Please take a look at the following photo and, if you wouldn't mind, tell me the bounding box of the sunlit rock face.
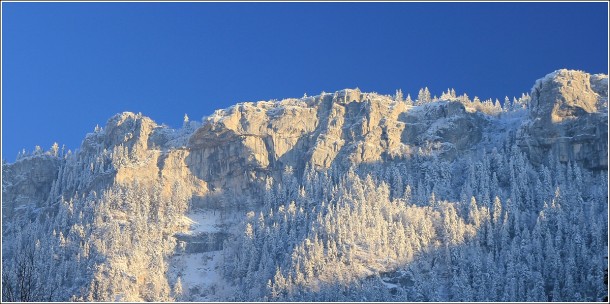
[517,69,608,169]
[103,112,157,152]
[532,69,600,123]
[184,86,488,194]
[184,89,403,198]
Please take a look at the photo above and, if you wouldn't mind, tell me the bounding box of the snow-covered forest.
[2,70,608,302]
[225,150,608,301]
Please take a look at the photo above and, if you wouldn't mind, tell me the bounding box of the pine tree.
[51,142,59,157]
[417,87,431,105]
[394,89,403,102]
[405,94,413,106]
[172,277,183,301]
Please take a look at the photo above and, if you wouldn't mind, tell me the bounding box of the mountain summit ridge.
[4,69,608,217]
[4,70,608,215]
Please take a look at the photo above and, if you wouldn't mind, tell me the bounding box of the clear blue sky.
[2,2,608,161]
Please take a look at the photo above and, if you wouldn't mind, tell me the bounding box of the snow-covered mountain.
[2,69,608,302]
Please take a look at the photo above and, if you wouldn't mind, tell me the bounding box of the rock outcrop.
[2,155,60,217]
[400,101,488,160]
[517,69,608,169]
[184,88,490,192]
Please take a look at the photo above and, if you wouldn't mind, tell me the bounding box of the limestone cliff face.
[91,112,208,201]
[2,70,608,216]
[184,88,485,187]
[517,69,608,169]
[2,155,60,216]
[400,101,488,160]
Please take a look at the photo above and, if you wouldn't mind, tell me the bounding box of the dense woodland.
[224,146,608,301]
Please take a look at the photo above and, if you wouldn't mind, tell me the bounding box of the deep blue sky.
[2,2,608,161]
